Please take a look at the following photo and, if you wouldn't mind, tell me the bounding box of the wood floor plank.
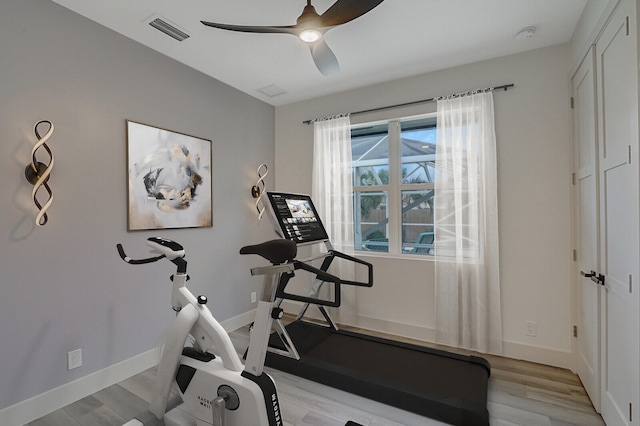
[92,384,150,422]
[280,396,313,426]
[526,386,597,413]
[488,400,553,426]
[27,409,81,426]
[298,411,344,426]
[491,369,576,395]
[488,377,528,397]
[491,388,604,426]
[117,367,158,404]
[61,395,104,423]
[75,403,126,426]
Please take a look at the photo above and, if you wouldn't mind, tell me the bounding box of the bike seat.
[239,239,297,265]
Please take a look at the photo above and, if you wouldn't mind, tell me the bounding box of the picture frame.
[126,120,212,231]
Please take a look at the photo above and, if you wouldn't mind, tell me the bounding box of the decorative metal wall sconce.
[25,120,55,226]
[251,164,268,219]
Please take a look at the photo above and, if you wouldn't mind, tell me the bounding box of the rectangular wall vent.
[149,18,190,42]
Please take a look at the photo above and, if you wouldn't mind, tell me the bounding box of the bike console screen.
[267,192,329,245]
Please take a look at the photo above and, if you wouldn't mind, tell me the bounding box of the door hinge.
[573,325,577,338]
[570,97,574,109]
[572,172,576,185]
[626,16,630,36]
[630,402,632,421]
[630,275,633,294]
[573,249,577,261]
[628,145,632,164]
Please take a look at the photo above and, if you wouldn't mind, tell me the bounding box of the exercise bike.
[116,236,340,426]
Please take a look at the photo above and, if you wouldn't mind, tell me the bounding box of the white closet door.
[572,46,601,411]
[596,2,640,424]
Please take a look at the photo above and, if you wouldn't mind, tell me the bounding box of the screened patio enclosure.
[351,117,436,255]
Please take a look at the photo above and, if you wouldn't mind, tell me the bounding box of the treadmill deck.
[265,320,491,426]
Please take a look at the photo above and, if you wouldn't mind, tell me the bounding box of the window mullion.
[387,121,401,254]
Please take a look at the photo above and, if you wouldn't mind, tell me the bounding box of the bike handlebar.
[116,237,186,270]
[116,243,166,265]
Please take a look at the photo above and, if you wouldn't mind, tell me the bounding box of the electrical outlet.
[68,349,82,370]
[526,321,537,337]
[251,291,257,303]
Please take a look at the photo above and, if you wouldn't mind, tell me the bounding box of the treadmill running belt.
[266,321,490,426]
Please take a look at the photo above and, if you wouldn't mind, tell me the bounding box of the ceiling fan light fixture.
[300,28,322,43]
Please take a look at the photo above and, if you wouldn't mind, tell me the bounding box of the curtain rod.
[302,83,514,125]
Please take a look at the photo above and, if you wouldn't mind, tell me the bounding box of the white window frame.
[352,113,436,257]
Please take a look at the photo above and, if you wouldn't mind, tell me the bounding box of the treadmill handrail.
[325,249,373,288]
[275,260,342,307]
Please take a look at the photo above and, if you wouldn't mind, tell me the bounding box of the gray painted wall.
[0,0,275,410]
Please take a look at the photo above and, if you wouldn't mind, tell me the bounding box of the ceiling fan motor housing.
[297,3,322,29]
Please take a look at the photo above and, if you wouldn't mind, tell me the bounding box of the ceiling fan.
[201,0,384,76]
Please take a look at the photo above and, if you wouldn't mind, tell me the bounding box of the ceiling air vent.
[257,84,287,98]
[149,17,190,42]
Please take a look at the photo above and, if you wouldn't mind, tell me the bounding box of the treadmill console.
[266,192,329,245]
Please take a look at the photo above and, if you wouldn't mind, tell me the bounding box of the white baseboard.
[354,314,573,370]
[223,308,257,332]
[354,314,437,342]
[501,340,573,370]
[0,311,255,426]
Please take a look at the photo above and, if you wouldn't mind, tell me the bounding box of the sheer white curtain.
[312,115,356,325]
[434,92,502,354]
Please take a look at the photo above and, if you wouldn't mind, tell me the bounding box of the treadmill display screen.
[267,192,329,244]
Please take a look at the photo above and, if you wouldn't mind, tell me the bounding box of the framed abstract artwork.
[126,120,212,231]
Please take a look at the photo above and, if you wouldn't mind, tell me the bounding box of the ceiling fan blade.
[201,21,300,36]
[311,39,340,76]
[319,0,384,27]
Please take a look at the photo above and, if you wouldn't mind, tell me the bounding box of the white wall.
[0,0,275,419]
[569,0,620,69]
[275,44,573,368]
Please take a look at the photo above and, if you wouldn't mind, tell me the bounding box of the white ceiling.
[50,0,587,106]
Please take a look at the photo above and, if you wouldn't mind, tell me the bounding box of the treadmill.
[261,192,491,426]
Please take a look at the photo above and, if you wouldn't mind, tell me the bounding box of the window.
[352,115,436,256]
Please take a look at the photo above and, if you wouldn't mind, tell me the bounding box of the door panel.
[601,162,637,425]
[572,47,600,410]
[596,2,640,424]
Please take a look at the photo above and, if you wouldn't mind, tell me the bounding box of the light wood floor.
[28,325,605,426]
